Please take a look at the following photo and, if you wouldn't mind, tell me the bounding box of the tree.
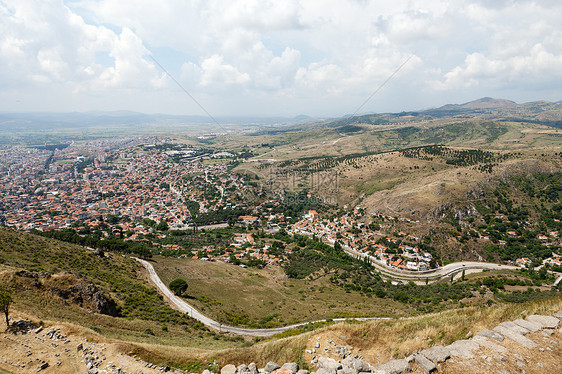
[156,220,169,231]
[169,279,188,296]
[0,285,13,329]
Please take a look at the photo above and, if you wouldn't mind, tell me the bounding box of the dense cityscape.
[2,140,560,274]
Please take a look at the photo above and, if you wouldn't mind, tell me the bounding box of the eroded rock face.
[14,270,118,317]
[66,282,119,317]
[453,204,480,220]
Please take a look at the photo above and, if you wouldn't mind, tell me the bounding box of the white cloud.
[1,0,562,115]
[441,45,562,91]
[296,62,343,89]
[0,0,163,93]
[199,54,251,87]
[376,9,451,44]
[37,48,69,80]
[255,47,301,90]
[96,27,164,89]
[436,0,562,92]
[220,0,303,31]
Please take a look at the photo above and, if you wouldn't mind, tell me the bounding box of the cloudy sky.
[1,0,561,117]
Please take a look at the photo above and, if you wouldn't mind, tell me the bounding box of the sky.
[1,0,561,117]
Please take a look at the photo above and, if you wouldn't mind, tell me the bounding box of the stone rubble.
[1,321,189,374]
[218,310,562,374]
[412,354,435,374]
[477,328,504,342]
[526,314,560,329]
[3,311,561,374]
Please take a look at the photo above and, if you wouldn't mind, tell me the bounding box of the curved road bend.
[135,258,388,337]
[554,274,562,287]
[343,247,519,283]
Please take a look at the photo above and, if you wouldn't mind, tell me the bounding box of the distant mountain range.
[1,98,561,133]
[329,97,562,129]
[439,97,517,110]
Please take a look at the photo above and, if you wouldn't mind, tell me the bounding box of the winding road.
[135,258,388,337]
[135,239,527,337]
[343,247,520,284]
[136,251,524,336]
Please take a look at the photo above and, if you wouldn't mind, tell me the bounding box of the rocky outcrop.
[48,280,118,316]
[453,204,479,220]
[62,281,119,316]
[13,270,119,316]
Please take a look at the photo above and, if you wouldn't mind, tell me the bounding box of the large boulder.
[272,368,295,374]
[413,354,435,374]
[493,325,538,349]
[248,363,259,374]
[446,339,481,359]
[221,364,236,374]
[265,362,281,373]
[419,345,450,363]
[372,359,411,374]
[512,318,541,332]
[282,363,299,373]
[317,357,342,373]
[477,329,504,342]
[273,363,299,374]
[526,315,560,329]
[342,357,369,373]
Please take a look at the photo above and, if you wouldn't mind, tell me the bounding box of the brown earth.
[0,318,171,374]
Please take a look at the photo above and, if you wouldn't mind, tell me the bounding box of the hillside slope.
[0,227,245,350]
[360,157,559,220]
[0,227,561,373]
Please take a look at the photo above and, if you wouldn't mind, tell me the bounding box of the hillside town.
[288,211,434,271]
[0,140,246,234]
[1,140,560,274]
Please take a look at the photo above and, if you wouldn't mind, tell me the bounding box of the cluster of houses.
[288,210,434,272]
[2,139,559,275]
[516,256,562,268]
[165,233,288,267]
[0,140,248,240]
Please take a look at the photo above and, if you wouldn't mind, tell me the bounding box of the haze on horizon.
[1,0,561,118]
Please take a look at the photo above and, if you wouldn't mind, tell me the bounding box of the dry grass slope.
[119,296,562,369]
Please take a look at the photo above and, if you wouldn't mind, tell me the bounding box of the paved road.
[135,258,387,337]
[136,251,523,336]
[343,247,519,283]
[554,274,562,287]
